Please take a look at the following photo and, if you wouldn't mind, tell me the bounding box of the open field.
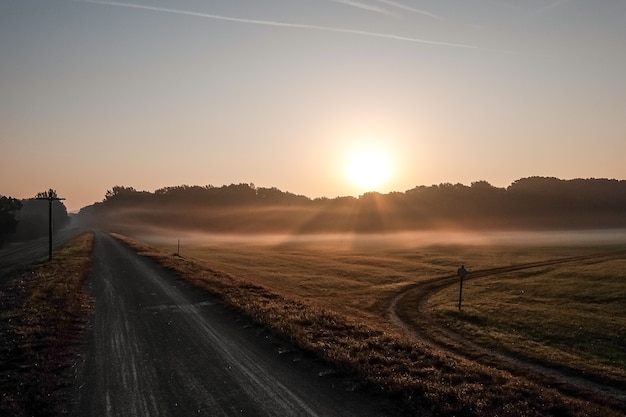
[122,230,626,416]
[147,231,626,334]
[428,257,626,385]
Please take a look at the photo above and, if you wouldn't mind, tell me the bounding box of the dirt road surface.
[72,232,391,417]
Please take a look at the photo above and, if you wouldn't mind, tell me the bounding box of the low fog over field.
[76,178,626,243]
[132,229,626,252]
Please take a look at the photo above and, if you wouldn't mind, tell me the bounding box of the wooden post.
[48,199,53,260]
[457,265,467,311]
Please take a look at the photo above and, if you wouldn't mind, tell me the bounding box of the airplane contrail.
[74,0,480,50]
[330,0,399,18]
[376,0,447,21]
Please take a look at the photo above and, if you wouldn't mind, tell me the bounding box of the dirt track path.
[72,232,390,417]
[388,250,626,404]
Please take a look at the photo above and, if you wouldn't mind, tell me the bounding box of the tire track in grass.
[388,250,626,406]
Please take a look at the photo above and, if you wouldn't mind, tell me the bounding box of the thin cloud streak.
[75,0,480,50]
[331,0,398,18]
[376,0,447,21]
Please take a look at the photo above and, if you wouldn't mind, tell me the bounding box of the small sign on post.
[457,265,467,311]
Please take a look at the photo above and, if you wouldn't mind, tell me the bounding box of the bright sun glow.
[347,148,391,191]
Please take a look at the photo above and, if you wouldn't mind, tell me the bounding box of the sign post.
[457,265,467,311]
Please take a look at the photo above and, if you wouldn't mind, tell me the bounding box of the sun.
[347,148,391,191]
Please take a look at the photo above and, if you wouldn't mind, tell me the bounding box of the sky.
[1,0,625,212]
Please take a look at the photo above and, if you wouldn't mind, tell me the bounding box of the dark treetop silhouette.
[76,177,626,234]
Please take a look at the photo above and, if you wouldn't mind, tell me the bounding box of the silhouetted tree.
[36,189,58,199]
[104,186,139,201]
[75,177,626,233]
[12,192,70,241]
[0,196,22,247]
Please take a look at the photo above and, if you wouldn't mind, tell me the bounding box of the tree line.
[0,190,70,247]
[75,177,626,234]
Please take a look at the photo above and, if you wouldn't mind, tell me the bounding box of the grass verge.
[0,232,94,417]
[113,233,626,417]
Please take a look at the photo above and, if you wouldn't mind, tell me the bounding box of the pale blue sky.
[1,0,625,211]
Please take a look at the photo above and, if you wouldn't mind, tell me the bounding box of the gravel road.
[72,232,391,416]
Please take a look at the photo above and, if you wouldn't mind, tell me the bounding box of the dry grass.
[0,232,94,416]
[429,259,626,385]
[115,233,626,416]
[158,239,596,324]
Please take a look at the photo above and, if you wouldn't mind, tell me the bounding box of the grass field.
[428,257,626,384]
[153,234,624,329]
[126,230,626,416]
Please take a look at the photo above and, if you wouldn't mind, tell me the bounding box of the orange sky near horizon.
[2,1,625,212]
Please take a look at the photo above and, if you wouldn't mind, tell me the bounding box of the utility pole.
[36,189,65,261]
